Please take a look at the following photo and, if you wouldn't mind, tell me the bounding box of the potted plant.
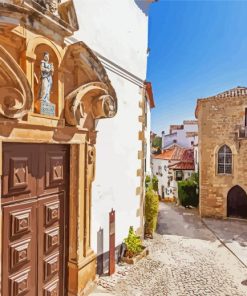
[121,226,149,264]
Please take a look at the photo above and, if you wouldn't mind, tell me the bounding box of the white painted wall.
[73,0,151,257]
[73,0,149,78]
[152,157,194,199]
[163,123,198,149]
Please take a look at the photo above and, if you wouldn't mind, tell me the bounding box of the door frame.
[0,139,97,295]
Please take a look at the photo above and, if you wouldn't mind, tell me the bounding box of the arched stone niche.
[34,44,59,116]
[26,36,63,118]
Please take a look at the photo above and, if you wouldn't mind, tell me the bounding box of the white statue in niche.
[38,52,55,116]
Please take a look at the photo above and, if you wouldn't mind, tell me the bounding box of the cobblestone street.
[91,203,247,296]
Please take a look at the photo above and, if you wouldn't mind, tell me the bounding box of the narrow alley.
[92,203,247,296]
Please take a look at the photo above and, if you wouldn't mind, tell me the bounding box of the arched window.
[217,145,232,174]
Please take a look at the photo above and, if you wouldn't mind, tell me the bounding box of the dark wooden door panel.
[2,143,69,296]
[2,200,37,295]
[37,145,69,197]
[37,193,65,296]
[2,144,38,204]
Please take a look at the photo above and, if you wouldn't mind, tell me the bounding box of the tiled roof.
[183,120,198,125]
[145,81,155,108]
[168,148,194,170]
[169,162,195,170]
[180,149,194,162]
[153,145,186,161]
[195,86,247,118]
[215,86,247,98]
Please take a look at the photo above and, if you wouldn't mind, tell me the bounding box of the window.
[175,170,183,181]
[217,145,232,174]
[158,165,162,176]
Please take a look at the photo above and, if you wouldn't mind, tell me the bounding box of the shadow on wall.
[134,0,153,15]
[96,227,124,276]
[97,227,104,275]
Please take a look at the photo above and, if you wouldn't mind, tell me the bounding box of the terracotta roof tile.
[168,149,194,170]
[153,145,187,161]
[169,162,195,170]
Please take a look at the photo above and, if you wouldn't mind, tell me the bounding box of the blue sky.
[147,0,247,135]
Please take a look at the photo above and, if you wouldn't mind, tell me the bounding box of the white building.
[72,0,155,273]
[152,145,195,200]
[162,120,198,149]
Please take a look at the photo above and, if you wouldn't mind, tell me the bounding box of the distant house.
[162,120,198,149]
[152,144,195,201]
[196,86,247,219]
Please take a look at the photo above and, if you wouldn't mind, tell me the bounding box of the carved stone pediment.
[62,42,118,126]
[0,46,33,119]
[0,1,79,39]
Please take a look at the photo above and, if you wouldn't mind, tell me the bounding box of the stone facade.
[0,1,117,294]
[196,86,247,218]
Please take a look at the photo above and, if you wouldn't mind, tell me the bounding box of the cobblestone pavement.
[91,203,247,296]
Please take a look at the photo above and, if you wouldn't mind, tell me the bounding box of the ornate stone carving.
[0,46,33,119]
[65,82,117,126]
[92,94,116,119]
[35,0,61,15]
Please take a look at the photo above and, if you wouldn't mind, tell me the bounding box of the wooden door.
[227,185,247,219]
[1,143,69,295]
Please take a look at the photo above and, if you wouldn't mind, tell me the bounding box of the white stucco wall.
[152,158,194,199]
[73,0,148,78]
[73,0,150,257]
[163,123,198,149]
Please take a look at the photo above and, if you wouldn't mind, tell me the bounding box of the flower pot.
[121,246,149,264]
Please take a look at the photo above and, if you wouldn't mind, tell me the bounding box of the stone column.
[68,143,96,296]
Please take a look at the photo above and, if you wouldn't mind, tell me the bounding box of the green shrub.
[145,175,151,190]
[152,176,158,192]
[178,179,199,207]
[124,226,142,258]
[144,189,159,236]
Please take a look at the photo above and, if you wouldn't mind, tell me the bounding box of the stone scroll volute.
[0,46,33,119]
[65,82,117,127]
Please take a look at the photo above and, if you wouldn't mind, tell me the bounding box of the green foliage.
[152,175,158,192]
[145,175,159,193]
[144,189,159,236]
[190,172,199,185]
[124,226,142,258]
[152,136,162,149]
[145,175,151,190]
[178,179,199,207]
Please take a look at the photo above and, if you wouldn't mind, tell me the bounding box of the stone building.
[196,86,247,219]
[0,0,154,294]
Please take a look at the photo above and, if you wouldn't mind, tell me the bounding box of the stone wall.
[197,95,247,218]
